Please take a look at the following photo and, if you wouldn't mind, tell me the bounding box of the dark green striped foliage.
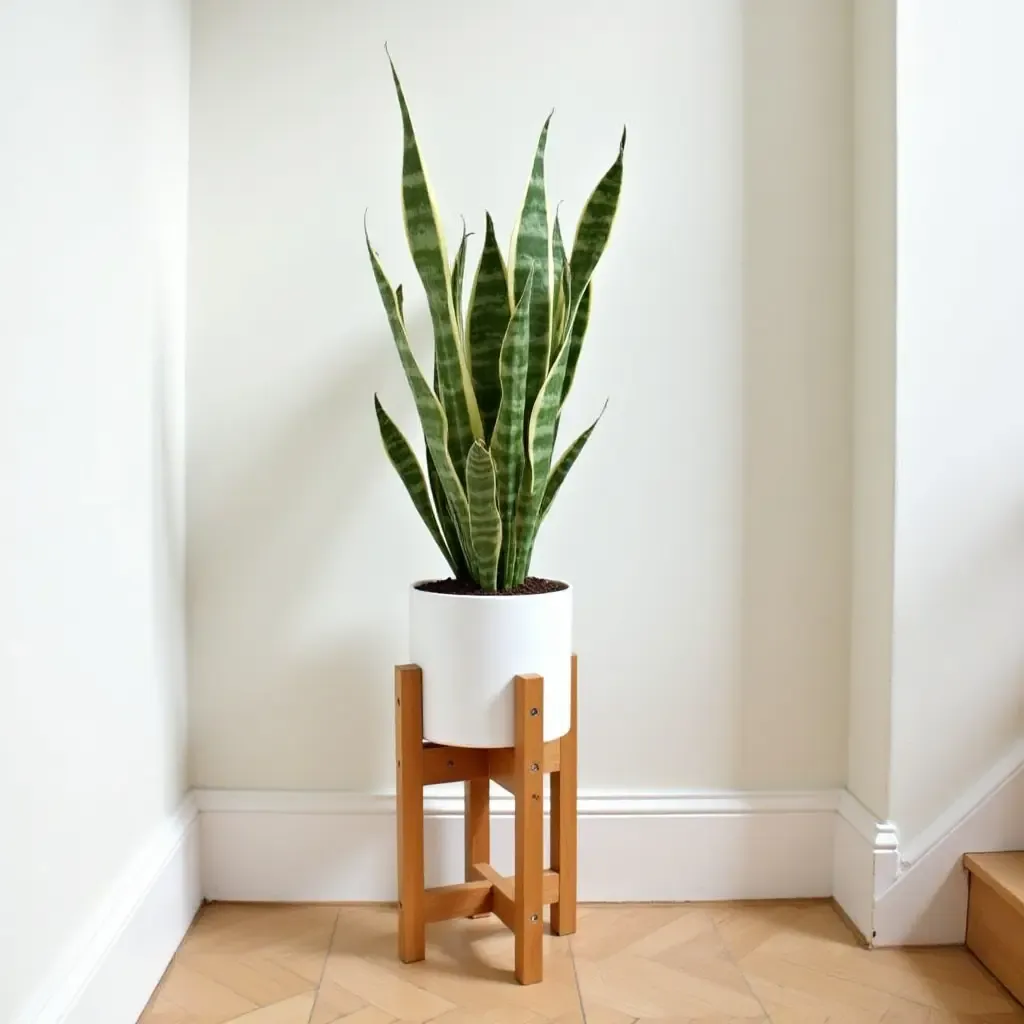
[466,440,502,591]
[466,214,511,441]
[369,56,624,589]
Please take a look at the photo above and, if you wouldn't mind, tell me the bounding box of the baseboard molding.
[834,739,1024,946]
[873,740,1024,946]
[196,788,840,903]
[18,796,202,1024]
[832,790,899,942]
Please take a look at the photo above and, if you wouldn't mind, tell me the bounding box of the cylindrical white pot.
[408,582,573,748]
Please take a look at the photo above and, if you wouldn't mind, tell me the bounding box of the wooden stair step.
[964,852,1024,1007]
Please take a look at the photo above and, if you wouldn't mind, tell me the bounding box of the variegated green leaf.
[366,227,472,549]
[509,115,553,425]
[426,448,469,578]
[539,400,607,524]
[452,219,469,339]
[552,208,566,298]
[387,55,483,471]
[401,278,467,578]
[374,395,459,575]
[509,322,574,583]
[466,213,511,441]
[569,127,626,294]
[429,359,470,578]
[430,342,470,578]
[551,211,569,360]
[509,130,625,582]
[490,266,534,585]
[466,440,501,591]
[559,280,591,407]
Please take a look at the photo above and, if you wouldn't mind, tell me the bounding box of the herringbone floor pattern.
[139,901,1024,1024]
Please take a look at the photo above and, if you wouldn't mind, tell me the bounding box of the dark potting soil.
[415,577,568,597]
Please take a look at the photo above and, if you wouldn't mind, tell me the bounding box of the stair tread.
[964,852,1024,916]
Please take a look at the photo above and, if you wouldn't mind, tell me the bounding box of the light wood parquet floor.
[139,900,1024,1024]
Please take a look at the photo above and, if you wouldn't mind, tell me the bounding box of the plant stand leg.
[550,654,578,935]
[464,777,490,917]
[395,665,425,963]
[514,673,544,985]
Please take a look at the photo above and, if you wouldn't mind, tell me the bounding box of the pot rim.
[410,579,572,601]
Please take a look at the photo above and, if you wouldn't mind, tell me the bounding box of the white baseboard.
[873,739,1024,946]
[18,797,202,1024]
[833,739,1024,946]
[24,762,1010,1024]
[196,788,840,903]
[832,790,899,941]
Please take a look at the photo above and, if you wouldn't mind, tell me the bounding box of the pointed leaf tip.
[619,126,627,153]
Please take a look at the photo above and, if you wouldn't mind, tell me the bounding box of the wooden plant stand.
[394,655,578,985]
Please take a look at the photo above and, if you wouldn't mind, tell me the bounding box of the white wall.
[889,0,1024,845]
[0,0,191,1018]
[848,0,896,822]
[186,0,852,795]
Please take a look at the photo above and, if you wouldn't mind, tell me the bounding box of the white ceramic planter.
[408,582,573,748]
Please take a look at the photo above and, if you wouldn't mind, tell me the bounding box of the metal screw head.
[530,913,539,923]
[447,759,454,768]
[530,762,539,772]
[530,707,538,717]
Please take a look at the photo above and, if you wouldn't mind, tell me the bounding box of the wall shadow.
[186,330,407,793]
[736,0,853,795]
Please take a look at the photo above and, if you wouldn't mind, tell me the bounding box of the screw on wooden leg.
[550,654,578,936]
[464,777,490,917]
[514,673,544,985]
[395,665,425,963]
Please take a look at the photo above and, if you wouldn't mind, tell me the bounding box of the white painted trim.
[833,741,1024,946]
[832,790,900,941]
[873,742,1024,946]
[22,765,1018,1023]
[197,788,840,904]
[194,787,841,817]
[17,797,202,1024]
[898,737,1024,866]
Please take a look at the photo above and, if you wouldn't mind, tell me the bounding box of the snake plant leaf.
[395,278,468,578]
[366,227,472,549]
[552,208,566,296]
[466,440,502,591]
[569,127,626,294]
[371,61,625,591]
[539,400,607,524]
[466,213,512,441]
[429,359,471,578]
[374,395,459,575]
[508,115,553,424]
[509,321,575,583]
[551,210,569,359]
[387,55,484,470]
[559,280,591,407]
[510,132,624,580]
[490,266,534,585]
[452,219,469,339]
[425,448,469,578]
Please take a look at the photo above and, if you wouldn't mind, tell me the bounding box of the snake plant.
[369,56,625,591]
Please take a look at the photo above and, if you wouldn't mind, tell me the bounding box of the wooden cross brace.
[394,656,578,985]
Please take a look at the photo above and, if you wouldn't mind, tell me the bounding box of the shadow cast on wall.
[187,331,403,792]
[736,0,852,792]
